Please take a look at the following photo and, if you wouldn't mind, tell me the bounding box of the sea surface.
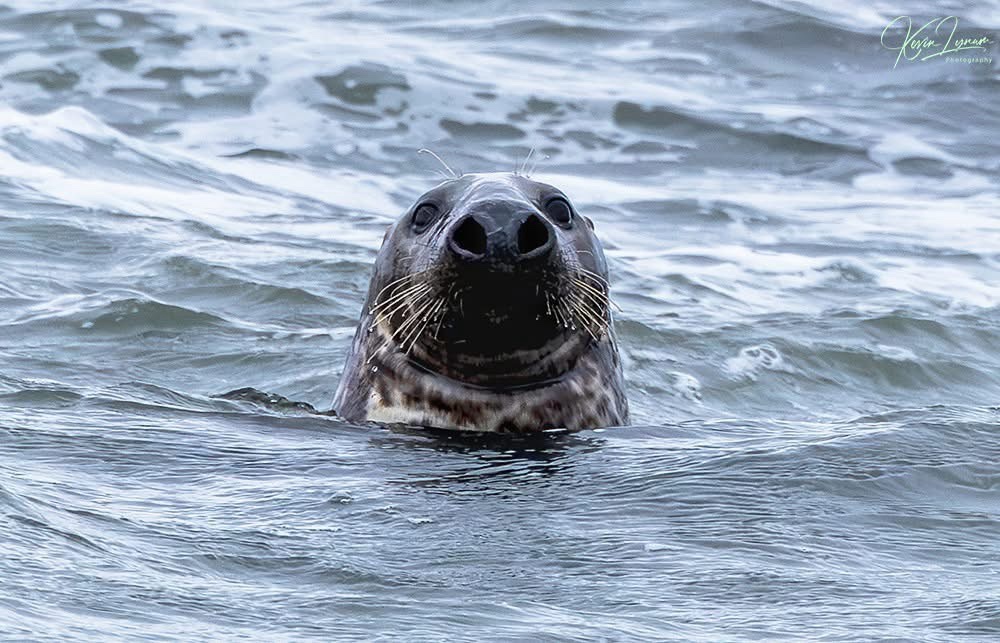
[1,0,999,640]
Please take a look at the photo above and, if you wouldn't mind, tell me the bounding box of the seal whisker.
[372,271,430,304]
[517,147,535,176]
[378,289,434,329]
[404,296,447,355]
[571,310,603,341]
[418,148,458,179]
[372,281,429,309]
[547,292,566,327]
[575,313,600,341]
[377,269,426,292]
[576,266,610,286]
[526,150,544,178]
[576,274,611,295]
[558,300,578,331]
[562,292,597,335]
[572,277,608,303]
[392,296,438,353]
[572,279,613,314]
[433,314,446,339]
[572,291,606,316]
[369,288,434,330]
[369,286,435,338]
[569,286,608,319]
[572,302,606,335]
[367,290,436,361]
[566,292,609,338]
[550,295,568,325]
[573,274,622,313]
[371,282,433,313]
[553,301,566,328]
[433,285,454,340]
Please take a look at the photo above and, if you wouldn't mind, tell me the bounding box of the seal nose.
[517,214,551,257]
[450,216,488,258]
[449,212,554,264]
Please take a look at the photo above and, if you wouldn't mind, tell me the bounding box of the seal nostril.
[452,217,487,256]
[517,214,549,255]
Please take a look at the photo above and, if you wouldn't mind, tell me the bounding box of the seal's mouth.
[366,263,612,386]
[444,271,558,339]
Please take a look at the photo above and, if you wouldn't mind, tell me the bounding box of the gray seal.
[332,172,628,432]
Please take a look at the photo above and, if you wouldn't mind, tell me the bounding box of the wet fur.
[333,173,628,432]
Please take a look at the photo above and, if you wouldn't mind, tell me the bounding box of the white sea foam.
[725,344,788,380]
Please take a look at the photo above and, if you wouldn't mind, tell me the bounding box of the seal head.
[333,173,628,432]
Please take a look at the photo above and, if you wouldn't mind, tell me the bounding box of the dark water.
[1,0,999,639]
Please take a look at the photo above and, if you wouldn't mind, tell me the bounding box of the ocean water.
[1,0,999,639]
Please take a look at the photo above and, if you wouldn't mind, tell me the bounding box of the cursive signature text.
[881,16,992,68]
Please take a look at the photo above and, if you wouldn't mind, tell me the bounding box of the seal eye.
[411,203,439,233]
[545,197,573,227]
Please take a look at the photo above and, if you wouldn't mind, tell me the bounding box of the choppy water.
[1,0,999,639]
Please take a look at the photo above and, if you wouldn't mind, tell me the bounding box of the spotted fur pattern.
[335,315,628,432]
